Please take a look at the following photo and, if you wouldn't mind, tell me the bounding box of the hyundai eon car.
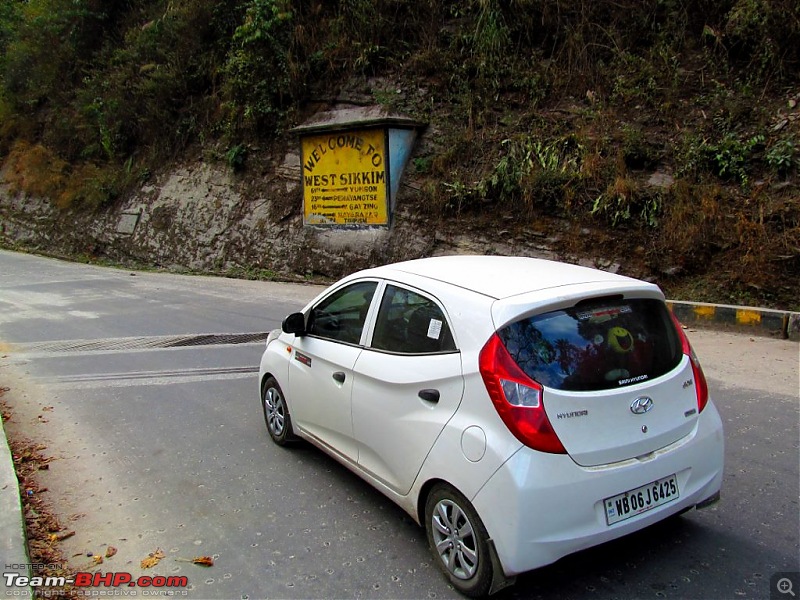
[257,255,724,597]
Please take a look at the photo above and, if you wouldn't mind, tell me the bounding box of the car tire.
[425,484,493,598]
[261,376,297,446]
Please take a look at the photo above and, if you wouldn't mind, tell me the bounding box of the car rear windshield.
[497,297,682,391]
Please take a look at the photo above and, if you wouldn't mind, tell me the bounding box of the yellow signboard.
[301,128,389,225]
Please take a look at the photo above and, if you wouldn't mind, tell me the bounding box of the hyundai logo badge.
[630,396,654,415]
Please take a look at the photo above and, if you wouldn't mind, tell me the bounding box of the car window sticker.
[427,318,443,340]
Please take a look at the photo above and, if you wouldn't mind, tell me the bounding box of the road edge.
[667,300,800,341]
[0,407,32,596]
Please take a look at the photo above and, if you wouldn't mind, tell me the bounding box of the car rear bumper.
[471,400,725,577]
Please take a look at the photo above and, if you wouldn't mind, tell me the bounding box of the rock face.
[0,153,442,280]
[0,100,676,284]
[0,140,609,282]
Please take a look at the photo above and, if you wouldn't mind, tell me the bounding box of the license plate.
[604,474,680,525]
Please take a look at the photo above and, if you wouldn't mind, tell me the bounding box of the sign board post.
[294,109,425,228]
[301,128,390,226]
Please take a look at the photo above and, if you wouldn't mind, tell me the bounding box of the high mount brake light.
[670,312,709,413]
[479,334,566,454]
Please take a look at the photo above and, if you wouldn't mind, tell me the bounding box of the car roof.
[367,255,641,300]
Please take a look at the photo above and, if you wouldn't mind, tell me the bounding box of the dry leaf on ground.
[140,549,165,569]
[176,556,214,567]
[49,530,75,542]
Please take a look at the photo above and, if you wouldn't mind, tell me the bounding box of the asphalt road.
[0,249,798,600]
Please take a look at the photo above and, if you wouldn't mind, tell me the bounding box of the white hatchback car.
[258,256,724,597]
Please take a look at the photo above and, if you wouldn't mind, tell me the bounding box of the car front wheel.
[425,484,493,597]
[261,376,296,446]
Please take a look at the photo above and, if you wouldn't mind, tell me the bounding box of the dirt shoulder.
[1,375,78,597]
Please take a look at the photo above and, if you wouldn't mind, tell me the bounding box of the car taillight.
[478,334,566,454]
[670,312,709,413]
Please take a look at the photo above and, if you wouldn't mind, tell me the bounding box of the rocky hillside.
[0,1,798,309]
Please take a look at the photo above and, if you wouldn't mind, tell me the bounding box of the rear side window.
[498,298,681,391]
[371,284,456,354]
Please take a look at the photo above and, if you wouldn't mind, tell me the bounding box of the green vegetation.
[2,0,797,194]
[0,0,798,306]
[766,136,799,175]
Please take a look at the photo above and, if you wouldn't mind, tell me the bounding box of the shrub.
[621,125,661,170]
[1,0,109,110]
[707,133,764,186]
[592,177,661,228]
[3,139,122,210]
[723,0,800,81]
[221,0,294,135]
[481,135,584,214]
[58,0,230,164]
[766,137,798,176]
[655,182,725,272]
[225,144,248,172]
[4,140,67,200]
[56,163,119,210]
[676,131,765,186]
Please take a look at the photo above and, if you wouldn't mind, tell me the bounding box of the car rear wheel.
[261,377,296,445]
[425,484,493,598]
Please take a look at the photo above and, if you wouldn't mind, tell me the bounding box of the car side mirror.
[282,312,306,336]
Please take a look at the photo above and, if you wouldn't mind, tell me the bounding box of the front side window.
[307,281,377,345]
[371,285,456,354]
[498,297,681,391]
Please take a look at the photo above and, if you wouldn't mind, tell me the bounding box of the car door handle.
[332,371,346,384]
[418,389,440,403]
